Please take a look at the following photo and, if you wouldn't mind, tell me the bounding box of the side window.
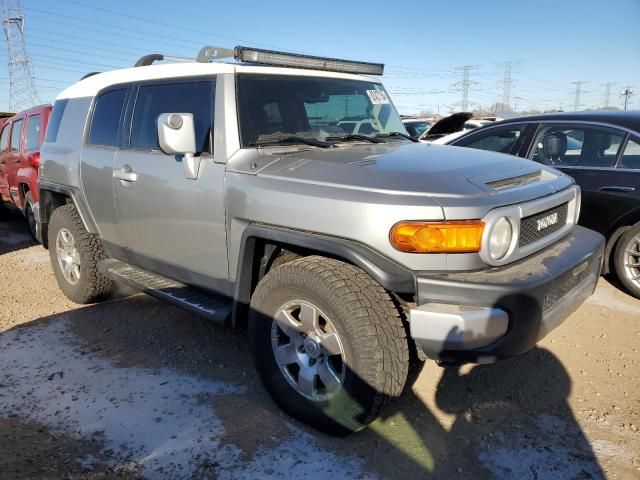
[130,81,213,153]
[530,125,624,167]
[619,138,640,170]
[10,119,23,152]
[45,99,69,143]
[0,124,9,152]
[455,125,526,154]
[88,88,127,146]
[25,115,42,151]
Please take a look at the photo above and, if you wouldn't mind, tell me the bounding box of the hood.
[252,142,570,198]
[420,112,473,139]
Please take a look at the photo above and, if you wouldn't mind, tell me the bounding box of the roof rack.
[133,45,384,75]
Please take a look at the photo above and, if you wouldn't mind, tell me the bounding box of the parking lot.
[0,215,638,479]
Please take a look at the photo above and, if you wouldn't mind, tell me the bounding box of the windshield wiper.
[374,132,419,143]
[252,135,333,148]
[325,134,385,144]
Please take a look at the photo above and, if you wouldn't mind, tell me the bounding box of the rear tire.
[24,191,40,242]
[614,222,640,299]
[48,204,113,304]
[248,256,409,435]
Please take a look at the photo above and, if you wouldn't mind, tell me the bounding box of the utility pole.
[621,87,634,110]
[453,65,478,111]
[2,0,40,112]
[571,81,587,111]
[601,82,615,109]
[513,96,522,112]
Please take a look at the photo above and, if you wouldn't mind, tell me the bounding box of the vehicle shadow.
[0,211,36,255]
[1,293,605,479]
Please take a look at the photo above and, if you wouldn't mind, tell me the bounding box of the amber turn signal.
[390,220,485,253]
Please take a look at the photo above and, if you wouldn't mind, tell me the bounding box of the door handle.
[113,166,138,182]
[599,185,635,193]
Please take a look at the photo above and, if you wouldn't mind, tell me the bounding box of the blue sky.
[1,0,639,114]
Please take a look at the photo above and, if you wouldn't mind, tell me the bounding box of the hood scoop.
[486,170,546,190]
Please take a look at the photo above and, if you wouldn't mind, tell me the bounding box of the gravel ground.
[1,215,639,479]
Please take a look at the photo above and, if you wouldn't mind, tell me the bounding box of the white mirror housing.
[157,113,201,179]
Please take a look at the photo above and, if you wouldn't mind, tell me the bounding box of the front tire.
[614,222,640,299]
[248,256,409,435]
[48,204,113,304]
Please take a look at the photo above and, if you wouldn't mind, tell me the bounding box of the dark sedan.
[445,110,640,299]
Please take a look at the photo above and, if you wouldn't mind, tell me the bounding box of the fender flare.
[232,224,416,326]
[38,182,98,247]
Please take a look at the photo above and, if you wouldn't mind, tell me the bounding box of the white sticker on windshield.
[366,90,390,105]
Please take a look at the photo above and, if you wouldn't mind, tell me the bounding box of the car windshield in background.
[404,121,430,138]
[237,74,406,147]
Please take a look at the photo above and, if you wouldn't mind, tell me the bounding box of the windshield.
[404,121,430,138]
[237,74,406,147]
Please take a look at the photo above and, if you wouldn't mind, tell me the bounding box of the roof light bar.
[232,46,385,76]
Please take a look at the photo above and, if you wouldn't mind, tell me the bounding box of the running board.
[99,259,231,325]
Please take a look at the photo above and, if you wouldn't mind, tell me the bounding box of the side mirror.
[157,113,200,179]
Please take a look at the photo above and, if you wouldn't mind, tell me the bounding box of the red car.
[0,104,51,241]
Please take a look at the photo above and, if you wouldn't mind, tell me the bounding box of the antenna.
[2,0,40,112]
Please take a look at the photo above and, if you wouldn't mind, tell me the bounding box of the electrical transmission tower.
[601,82,615,109]
[621,87,634,110]
[499,61,517,110]
[2,0,40,112]
[453,65,478,111]
[571,81,587,111]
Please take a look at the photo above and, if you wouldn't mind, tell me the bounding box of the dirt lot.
[1,215,639,479]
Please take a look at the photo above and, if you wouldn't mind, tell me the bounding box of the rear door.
[80,87,129,245]
[527,123,631,235]
[112,77,228,282]
[0,122,9,203]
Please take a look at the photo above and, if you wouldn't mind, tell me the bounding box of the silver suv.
[38,46,604,435]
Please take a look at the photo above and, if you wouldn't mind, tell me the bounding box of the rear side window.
[89,88,127,146]
[619,138,640,170]
[25,115,42,150]
[10,119,23,152]
[45,99,69,142]
[130,81,213,153]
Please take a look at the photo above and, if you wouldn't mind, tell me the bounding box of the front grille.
[520,202,569,247]
[543,265,592,311]
[487,171,542,190]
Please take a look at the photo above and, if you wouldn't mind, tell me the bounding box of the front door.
[113,78,228,283]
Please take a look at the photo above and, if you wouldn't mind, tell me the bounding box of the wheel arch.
[603,208,640,274]
[231,224,416,327]
[38,183,96,249]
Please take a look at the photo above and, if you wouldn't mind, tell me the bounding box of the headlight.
[488,217,513,260]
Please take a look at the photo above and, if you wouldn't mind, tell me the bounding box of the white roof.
[57,62,380,100]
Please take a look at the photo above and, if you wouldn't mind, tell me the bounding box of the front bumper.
[409,226,604,363]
